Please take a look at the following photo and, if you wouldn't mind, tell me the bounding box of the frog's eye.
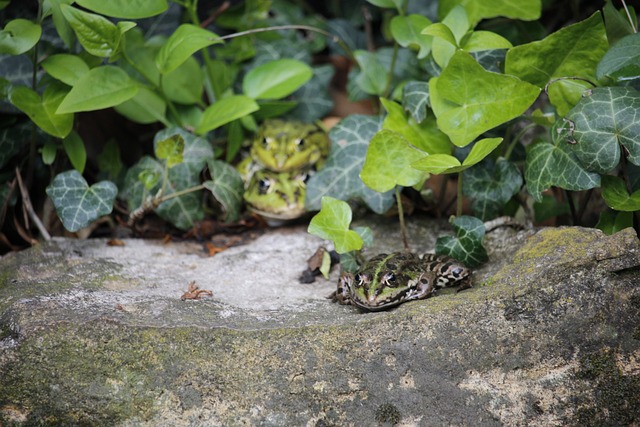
[257,178,272,194]
[354,273,363,286]
[262,137,274,147]
[451,267,465,278]
[384,272,397,287]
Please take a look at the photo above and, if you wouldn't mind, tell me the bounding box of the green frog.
[243,169,307,221]
[330,252,472,311]
[238,120,329,221]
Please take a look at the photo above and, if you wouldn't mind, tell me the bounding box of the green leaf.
[402,81,430,123]
[138,169,160,191]
[155,24,221,75]
[597,33,640,81]
[601,175,640,212]
[360,129,428,192]
[114,86,167,125]
[431,51,540,146]
[381,98,450,154]
[48,0,75,49]
[153,127,213,175]
[202,160,244,223]
[307,197,363,254]
[439,0,541,24]
[63,131,87,173]
[98,140,123,179]
[422,23,458,47]
[596,209,633,235]
[155,134,184,168]
[41,54,89,86]
[46,170,117,232]
[160,56,203,105]
[435,216,488,268]
[155,167,204,230]
[122,156,163,209]
[0,19,42,55]
[75,0,168,19]
[352,50,389,96]
[41,141,57,165]
[390,15,433,59]
[60,4,131,58]
[602,0,636,45]
[524,120,601,202]
[428,6,469,68]
[505,12,607,88]
[566,86,640,173]
[412,137,503,174]
[287,64,335,122]
[56,66,138,114]
[462,158,522,220]
[196,95,259,135]
[306,115,394,214]
[243,59,313,100]
[9,83,73,138]
[461,31,512,52]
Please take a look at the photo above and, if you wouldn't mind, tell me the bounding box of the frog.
[329,252,472,311]
[240,119,330,176]
[243,169,308,221]
[237,119,330,221]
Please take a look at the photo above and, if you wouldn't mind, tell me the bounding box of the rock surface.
[1,221,639,426]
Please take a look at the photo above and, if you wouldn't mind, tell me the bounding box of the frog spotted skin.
[243,170,307,221]
[250,119,329,173]
[330,253,472,311]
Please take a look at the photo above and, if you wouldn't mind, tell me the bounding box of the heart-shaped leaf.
[402,81,430,123]
[431,51,540,147]
[203,160,244,223]
[567,86,640,173]
[9,83,73,138]
[46,170,117,232]
[306,115,394,214]
[412,137,503,174]
[435,215,488,267]
[307,197,363,254]
[439,0,541,24]
[155,134,184,168]
[0,19,42,55]
[390,14,433,59]
[360,129,429,192]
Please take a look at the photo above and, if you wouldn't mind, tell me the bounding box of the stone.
[0,222,639,426]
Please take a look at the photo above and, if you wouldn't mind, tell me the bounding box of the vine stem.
[211,25,357,63]
[621,0,637,33]
[395,186,409,252]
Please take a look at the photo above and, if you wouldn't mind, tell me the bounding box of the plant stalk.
[395,186,409,251]
[456,172,463,217]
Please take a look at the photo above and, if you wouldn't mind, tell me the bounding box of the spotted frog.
[238,120,329,221]
[330,252,472,311]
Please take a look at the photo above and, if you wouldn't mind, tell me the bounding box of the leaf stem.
[395,186,409,251]
[456,172,463,217]
[620,0,637,33]
[383,42,399,99]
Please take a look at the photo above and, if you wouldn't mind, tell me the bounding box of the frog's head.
[243,169,307,221]
[250,120,329,172]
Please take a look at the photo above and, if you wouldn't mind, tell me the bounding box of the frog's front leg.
[328,272,354,305]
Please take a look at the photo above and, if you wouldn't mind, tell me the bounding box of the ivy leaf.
[601,175,640,212]
[426,6,468,68]
[155,134,184,168]
[360,129,428,192]
[353,50,389,96]
[305,115,394,214]
[0,19,42,55]
[155,165,204,230]
[462,158,522,220]
[286,64,334,122]
[9,83,73,138]
[567,86,640,173]
[122,156,163,210]
[203,160,244,223]
[597,33,640,81]
[56,66,138,114]
[524,120,600,202]
[242,59,313,100]
[153,127,213,175]
[381,98,450,154]
[307,197,363,254]
[505,12,607,115]
[46,170,117,232]
[402,81,430,123]
[431,51,540,147]
[390,14,433,59]
[196,95,259,135]
[155,24,221,75]
[412,137,502,174]
[75,0,168,19]
[435,216,488,268]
